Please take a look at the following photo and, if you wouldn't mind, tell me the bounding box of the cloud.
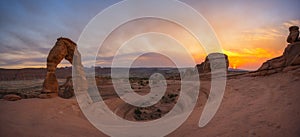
[0,0,120,68]
[240,19,300,41]
[131,52,176,67]
[282,20,300,28]
[1,57,45,65]
[242,28,284,41]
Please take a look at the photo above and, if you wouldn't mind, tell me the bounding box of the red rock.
[287,26,299,44]
[196,53,229,73]
[252,26,300,76]
[3,94,22,101]
[43,37,78,93]
[58,76,74,99]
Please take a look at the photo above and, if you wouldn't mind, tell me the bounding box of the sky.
[0,0,299,70]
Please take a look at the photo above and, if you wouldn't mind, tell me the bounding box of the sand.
[1,67,300,137]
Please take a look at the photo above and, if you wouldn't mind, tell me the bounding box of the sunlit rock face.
[253,26,300,76]
[258,42,300,70]
[196,53,229,73]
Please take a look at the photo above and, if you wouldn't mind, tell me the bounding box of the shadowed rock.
[58,76,74,99]
[196,53,229,73]
[287,26,299,44]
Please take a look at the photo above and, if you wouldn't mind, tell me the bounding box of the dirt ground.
[0,67,300,137]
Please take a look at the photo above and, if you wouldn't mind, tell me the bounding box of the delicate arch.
[42,37,77,94]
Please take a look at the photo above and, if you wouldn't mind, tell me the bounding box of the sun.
[232,64,237,69]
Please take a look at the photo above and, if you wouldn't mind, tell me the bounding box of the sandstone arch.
[43,37,78,94]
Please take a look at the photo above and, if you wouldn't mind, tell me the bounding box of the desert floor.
[0,68,300,137]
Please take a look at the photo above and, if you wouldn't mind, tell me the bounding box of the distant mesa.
[0,67,72,81]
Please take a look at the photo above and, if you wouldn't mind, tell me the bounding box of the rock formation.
[58,76,74,99]
[42,37,77,94]
[253,26,300,76]
[3,94,22,101]
[287,26,299,43]
[196,53,229,73]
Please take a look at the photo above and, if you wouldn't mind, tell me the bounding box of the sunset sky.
[0,0,299,70]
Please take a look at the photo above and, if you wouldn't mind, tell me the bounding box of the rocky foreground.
[0,65,299,137]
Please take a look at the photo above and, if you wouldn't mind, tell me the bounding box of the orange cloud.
[241,28,284,41]
[282,20,300,28]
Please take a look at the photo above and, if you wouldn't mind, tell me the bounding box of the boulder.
[3,94,22,101]
[58,76,74,99]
